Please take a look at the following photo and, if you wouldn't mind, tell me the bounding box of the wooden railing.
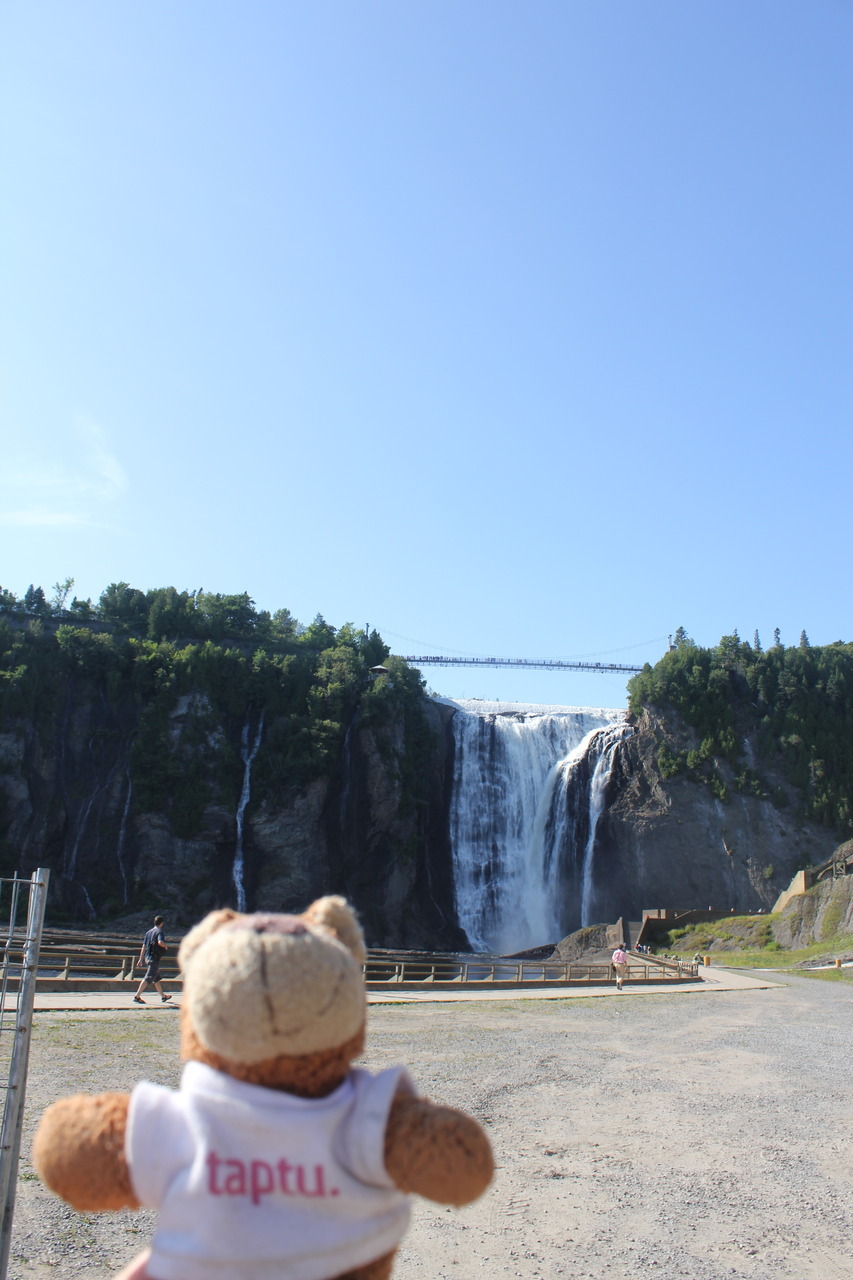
[36,945,181,983]
[0,936,182,990]
[363,957,700,987]
[0,932,702,992]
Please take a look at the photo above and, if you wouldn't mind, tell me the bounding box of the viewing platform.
[0,930,701,997]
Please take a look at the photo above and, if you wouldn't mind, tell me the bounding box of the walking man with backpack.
[134,915,171,1004]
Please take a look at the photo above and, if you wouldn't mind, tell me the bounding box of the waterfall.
[577,723,633,925]
[63,736,118,881]
[446,700,629,954]
[232,711,265,912]
[64,791,97,880]
[116,772,132,904]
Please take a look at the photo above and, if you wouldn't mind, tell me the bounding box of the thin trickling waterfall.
[116,772,132,904]
[64,791,96,880]
[63,753,118,880]
[446,700,629,954]
[339,717,357,827]
[232,711,265,912]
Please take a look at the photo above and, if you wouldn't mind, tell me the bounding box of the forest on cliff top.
[628,627,853,837]
[0,581,431,847]
[3,583,853,848]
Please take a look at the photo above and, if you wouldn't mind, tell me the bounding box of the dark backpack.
[144,928,164,964]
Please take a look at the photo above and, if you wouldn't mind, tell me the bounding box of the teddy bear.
[33,897,494,1280]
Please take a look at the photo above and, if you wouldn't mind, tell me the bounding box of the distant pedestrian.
[612,946,629,991]
[134,915,171,1004]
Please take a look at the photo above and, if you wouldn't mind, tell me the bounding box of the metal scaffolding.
[0,869,50,1280]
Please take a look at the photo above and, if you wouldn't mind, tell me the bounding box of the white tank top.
[126,1059,413,1280]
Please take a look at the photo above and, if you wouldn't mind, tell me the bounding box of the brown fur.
[180,1003,366,1096]
[33,1093,138,1211]
[384,1093,495,1205]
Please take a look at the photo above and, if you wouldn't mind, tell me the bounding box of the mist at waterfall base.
[445,700,631,955]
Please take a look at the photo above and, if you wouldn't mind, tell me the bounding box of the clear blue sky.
[2,1,850,707]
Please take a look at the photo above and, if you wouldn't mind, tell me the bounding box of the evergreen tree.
[23,585,49,616]
[799,630,810,649]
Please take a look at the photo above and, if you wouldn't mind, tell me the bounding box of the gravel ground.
[8,974,853,1280]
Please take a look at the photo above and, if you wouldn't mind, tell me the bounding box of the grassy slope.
[650,913,853,970]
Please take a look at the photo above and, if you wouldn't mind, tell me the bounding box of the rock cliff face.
[0,685,465,950]
[550,922,625,962]
[0,683,843,950]
[589,709,838,922]
[772,867,853,951]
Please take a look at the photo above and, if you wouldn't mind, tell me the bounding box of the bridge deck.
[404,655,645,674]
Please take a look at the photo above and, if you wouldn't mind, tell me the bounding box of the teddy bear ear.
[178,908,241,970]
[302,896,366,964]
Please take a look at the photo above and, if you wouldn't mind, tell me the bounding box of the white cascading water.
[116,772,132,904]
[63,754,118,880]
[446,700,630,954]
[575,722,633,926]
[232,711,265,912]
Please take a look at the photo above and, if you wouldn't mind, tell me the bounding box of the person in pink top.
[611,947,629,991]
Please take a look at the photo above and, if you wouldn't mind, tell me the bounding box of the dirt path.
[9,974,853,1280]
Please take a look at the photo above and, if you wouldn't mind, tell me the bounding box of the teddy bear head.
[177,896,368,1096]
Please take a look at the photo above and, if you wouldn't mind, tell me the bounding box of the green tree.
[271,608,299,639]
[145,587,193,640]
[629,634,853,834]
[99,582,149,631]
[51,577,75,615]
[23,585,49,616]
[69,596,94,620]
[195,591,258,641]
[301,614,337,650]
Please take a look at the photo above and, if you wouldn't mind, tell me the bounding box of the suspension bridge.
[403,655,646,674]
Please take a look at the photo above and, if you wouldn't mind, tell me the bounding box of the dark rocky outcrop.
[587,709,838,923]
[550,921,625,962]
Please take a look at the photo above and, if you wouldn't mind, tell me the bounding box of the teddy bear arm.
[383,1093,494,1206]
[33,1092,139,1211]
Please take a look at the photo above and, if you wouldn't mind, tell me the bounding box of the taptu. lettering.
[206,1153,340,1204]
